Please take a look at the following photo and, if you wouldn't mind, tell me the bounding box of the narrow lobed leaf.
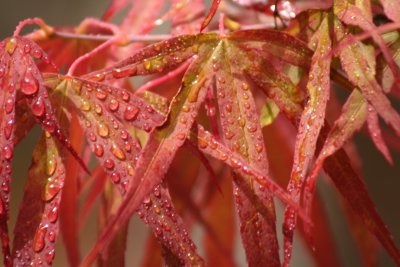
[282,14,332,266]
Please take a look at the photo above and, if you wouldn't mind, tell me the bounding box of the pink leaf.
[282,14,332,266]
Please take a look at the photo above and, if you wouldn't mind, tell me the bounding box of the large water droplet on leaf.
[21,74,39,96]
[33,224,48,252]
[31,97,46,117]
[124,105,139,121]
[97,123,109,138]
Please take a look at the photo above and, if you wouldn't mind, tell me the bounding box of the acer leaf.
[379,0,400,22]
[214,40,279,265]
[0,36,85,266]
[366,105,393,163]
[263,119,342,267]
[200,0,221,32]
[334,18,400,136]
[334,1,400,92]
[13,133,65,266]
[302,90,367,232]
[46,75,203,265]
[282,14,332,265]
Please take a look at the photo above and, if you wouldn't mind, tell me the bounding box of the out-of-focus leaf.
[259,99,280,127]
[379,0,400,22]
[60,115,84,267]
[200,0,221,32]
[334,18,400,136]
[203,169,235,267]
[171,0,205,34]
[334,1,400,93]
[98,182,128,267]
[140,235,162,267]
[377,38,400,93]
[366,105,393,163]
[13,133,65,267]
[282,14,332,266]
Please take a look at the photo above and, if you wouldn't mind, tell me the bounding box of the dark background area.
[0,0,399,266]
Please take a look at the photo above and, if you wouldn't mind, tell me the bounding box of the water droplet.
[45,249,55,264]
[124,105,139,121]
[93,73,105,82]
[177,133,186,140]
[21,74,39,96]
[144,60,152,70]
[112,67,137,78]
[33,224,48,252]
[6,38,17,55]
[182,105,190,112]
[225,104,232,113]
[255,143,263,153]
[224,131,234,140]
[2,145,13,160]
[4,119,13,140]
[33,49,43,59]
[94,144,104,157]
[97,124,109,137]
[198,139,208,149]
[120,130,128,140]
[247,124,257,133]
[104,159,115,170]
[5,97,14,114]
[23,43,31,53]
[95,89,107,100]
[48,231,56,243]
[88,132,97,142]
[42,179,60,201]
[48,206,58,223]
[31,97,45,117]
[46,158,57,176]
[126,164,134,177]
[121,91,130,102]
[111,172,120,183]
[80,100,91,111]
[0,68,4,78]
[108,99,119,111]
[111,144,126,160]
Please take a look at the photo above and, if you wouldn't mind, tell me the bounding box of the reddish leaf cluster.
[0,0,400,266]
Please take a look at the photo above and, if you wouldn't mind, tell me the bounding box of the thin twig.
[13,17,53,37]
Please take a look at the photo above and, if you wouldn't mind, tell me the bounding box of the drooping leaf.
[366,105,393,163]
[302,90,367,232]
[0,36,85,266]
[171,0,205,34]
[203,169,236,267]
[60,114,84,267]
[259,99,280,127]
[263,118,342,267]
[334,1,400,92]
[334,18,400,135]
[13,133,65,267]
[214,40,280,266]
[282,14,332,266]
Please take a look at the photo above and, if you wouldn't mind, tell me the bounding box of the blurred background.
[0,0,399,266]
